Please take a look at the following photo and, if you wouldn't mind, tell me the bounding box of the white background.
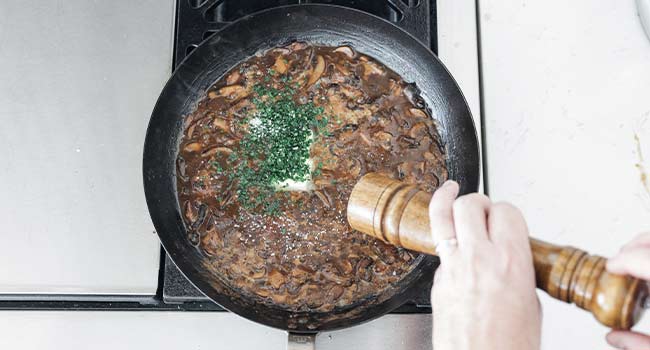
[479,0,650,348]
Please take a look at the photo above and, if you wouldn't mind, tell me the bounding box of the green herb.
[224,83,327,215]
[312,161,323,177]
[210,160,224,173]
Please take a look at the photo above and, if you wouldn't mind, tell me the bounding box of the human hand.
[429,181,541,350]
[605,232,650,350]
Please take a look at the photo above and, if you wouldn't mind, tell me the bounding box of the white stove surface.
[0,0,174,295]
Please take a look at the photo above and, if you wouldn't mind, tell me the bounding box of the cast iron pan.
[144,4,479,332]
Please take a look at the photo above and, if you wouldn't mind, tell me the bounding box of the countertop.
[0,0,173,294]
[479,0,650,348]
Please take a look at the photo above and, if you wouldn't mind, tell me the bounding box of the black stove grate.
[164,0,438,312]
[174,0,436,67]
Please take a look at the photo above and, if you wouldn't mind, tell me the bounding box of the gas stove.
[0,0,481,316]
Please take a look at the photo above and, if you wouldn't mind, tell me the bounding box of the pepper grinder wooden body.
[347,173,649,329]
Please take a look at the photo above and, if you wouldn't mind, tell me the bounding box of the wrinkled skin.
[429,181,541,350]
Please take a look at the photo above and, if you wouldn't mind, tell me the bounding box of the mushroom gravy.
[176,42,448,312]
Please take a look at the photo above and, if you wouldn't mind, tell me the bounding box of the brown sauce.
[176,42,448,312]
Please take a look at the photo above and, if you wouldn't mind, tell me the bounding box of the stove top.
[162,0,439,312]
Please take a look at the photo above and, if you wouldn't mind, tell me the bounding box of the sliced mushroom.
[334,258,353,275]
[220,188,235,207]
[207,90,219,99]
[291,264,311,278]
[271,47,291,55]
[190,204,208,230]
[397,162,414,181]
[202,242,217,257]
[409,122,429,139]
[187,231,200,246]
[328,144,345,157]
[183,142,202,153]
[219,85,247,100]
[314,190,331,208]
[184,113,196,126]
[321,270,345,284]
[289,42,308,51]
[268,268,286,289]
[226,71,241,85]
[401,250,414,262]
[347,158,362,178]
[409,108,428,119]
[373,131,392,151]
[177,157,188,180]
[397,135,419,149]
[186,123,198,138]
[314,178,333,187]
[250,267,266,279]
[390,80,403,97]
[356,257,372,273]
[338,129,356,143]
[334,46,355,58]
[213,117,231,133]
[299,285,324,309]
[404,83,425,108]
[414,162,425,178]
[361,61,384,79]
[271,293,287,305]
[326,285,345,300]
[255,289,270,298]
[307,55,325,86]
[201,146,233,158]
[357,259,374,282]
[359,132,372,146]
[273,55,288,74]
[373,261,388,273]
[184,201,198,223]
[333,64,350,76]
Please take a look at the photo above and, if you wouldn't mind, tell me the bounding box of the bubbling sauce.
[176,42,448,312]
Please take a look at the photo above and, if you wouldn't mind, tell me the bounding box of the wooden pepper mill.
[347,173,649,330]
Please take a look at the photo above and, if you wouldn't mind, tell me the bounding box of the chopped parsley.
[224,82,328,215]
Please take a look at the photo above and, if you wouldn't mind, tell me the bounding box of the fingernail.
[606,332,625,349]
[442,180,457,188]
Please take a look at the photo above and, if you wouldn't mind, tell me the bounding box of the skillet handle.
[287,333,316,350]
[347,173,649,329]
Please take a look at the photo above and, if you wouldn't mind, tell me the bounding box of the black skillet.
[143,4,479,333]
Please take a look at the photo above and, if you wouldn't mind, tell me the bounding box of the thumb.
[607,330,650,350]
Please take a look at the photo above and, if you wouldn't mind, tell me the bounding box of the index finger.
[606,246,650,280]
[620,232,650,251]
[429,180,460,256]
